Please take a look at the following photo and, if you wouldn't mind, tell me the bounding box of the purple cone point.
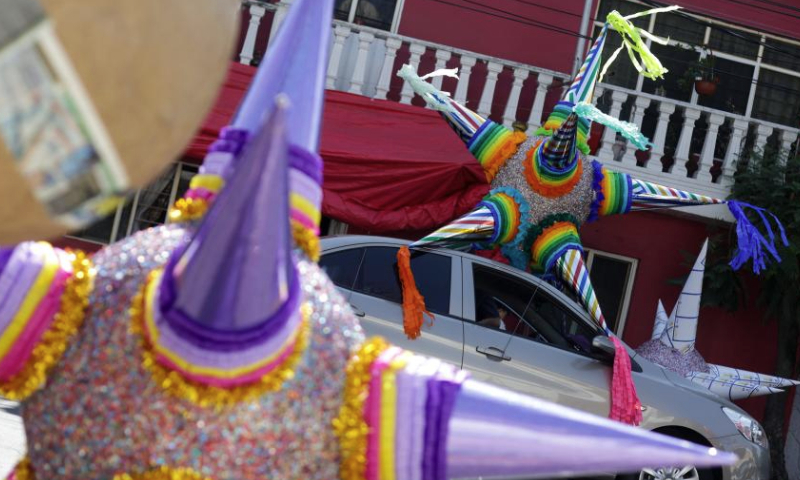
[446,379,736,479]
[160,98,297,337]
[232,0,334,153]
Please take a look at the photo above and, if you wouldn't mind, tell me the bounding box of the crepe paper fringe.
[587,161,606,223]
[610,336,643,426]
[397,246,434,340]
[479,130,527,182]
[573,102,651,151]
[524,143,584,198]
[112,467,213,480]
[0,251,94,401]
[727,200,789,274]
[333,337,392,480]
[130,273,311,410]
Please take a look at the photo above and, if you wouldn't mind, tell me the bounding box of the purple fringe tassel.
[587,160,605,223]
[727,200,789,274]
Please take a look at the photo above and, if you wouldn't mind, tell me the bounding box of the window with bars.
[333,0,402,32]
[70,163,199,245]
[596,0,800,127]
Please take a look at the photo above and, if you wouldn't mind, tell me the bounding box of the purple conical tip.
[163,97,297,332]
[233,0,334,152]
[542,112,579,167]
[447,379,737,479]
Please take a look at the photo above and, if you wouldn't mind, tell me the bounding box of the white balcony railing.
[240,1,800,202]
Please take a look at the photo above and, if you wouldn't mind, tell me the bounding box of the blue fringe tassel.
[727,200,789,274]
[587,160,605,223]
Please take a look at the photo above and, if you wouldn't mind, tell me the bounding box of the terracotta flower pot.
[694,78,719,96]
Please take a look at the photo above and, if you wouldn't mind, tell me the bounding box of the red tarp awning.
[185,63,489,234]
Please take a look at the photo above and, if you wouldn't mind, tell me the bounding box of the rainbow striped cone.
[555,248,608,333]
[410,206,496,250]
[630,178,723,211]
[540,113,579,170]
[396,65,526,181]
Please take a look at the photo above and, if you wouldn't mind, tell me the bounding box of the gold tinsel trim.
[130,274,311,410]
[0,251,94,401]
[113,466,213,480]
[332,337,391,480]
[10,457,34,480]
[291,220,320,262]
[167,197,210,224]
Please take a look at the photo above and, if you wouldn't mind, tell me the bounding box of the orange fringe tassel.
[396,246,434,339]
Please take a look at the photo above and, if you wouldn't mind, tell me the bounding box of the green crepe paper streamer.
[604,8,678,81]
[573,102,652,151]
[533,127,591,156]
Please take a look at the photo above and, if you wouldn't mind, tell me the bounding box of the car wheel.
[617,465,713,480]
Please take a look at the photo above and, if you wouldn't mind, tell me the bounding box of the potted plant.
[678,47,720,96]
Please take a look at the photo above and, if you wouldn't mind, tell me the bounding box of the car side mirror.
[591,335,616,362]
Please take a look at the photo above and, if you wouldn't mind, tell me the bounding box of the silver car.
[320,235,771,480]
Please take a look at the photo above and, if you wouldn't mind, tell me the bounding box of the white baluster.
[478,62,503,119]
[755,124,773,153]
[375,37,403,100]
[327,25,351,90]
[698,113,725,183]
[502,68,529,127]
[348,31,376,95]
[597,90,627,163]
[239,4,266,65]
[779,129,799,162]
[673,108,701,177]
[648,101,676,172]
[400,43,426,104]
[431,49,452,91]
[454,55,477,104]
[621,96,651,166]
[527,73,554,131]
[721,119,749,187]
[268,0,295,42]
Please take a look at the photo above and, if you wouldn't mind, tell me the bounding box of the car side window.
[322,246,451,315]
[472,265,600,354]
[528,290,602,355]
[319,248,365,289]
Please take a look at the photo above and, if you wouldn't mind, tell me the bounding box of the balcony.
[242,1,800,205]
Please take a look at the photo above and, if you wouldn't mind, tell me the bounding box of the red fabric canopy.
[185,62,489,234]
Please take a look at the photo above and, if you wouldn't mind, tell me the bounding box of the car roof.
[319,234,603,333]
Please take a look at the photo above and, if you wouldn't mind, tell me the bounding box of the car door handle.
[476,345,511,362]
[349,304,366,317]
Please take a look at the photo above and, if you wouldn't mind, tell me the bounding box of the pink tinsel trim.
[185,188,217,201]
[609,336,642,426]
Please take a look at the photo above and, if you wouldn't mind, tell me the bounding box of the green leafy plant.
[677,47,719,93]
[704,147,800,480]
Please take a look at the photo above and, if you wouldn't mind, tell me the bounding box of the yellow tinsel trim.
[113,466,213,480]
[130,275,311,410]
[332,337,391,480]
[167,197,210,224]
[482,131,527,183]
[0,251,94,401]
[291,220,320,262]
[10,457,34,480]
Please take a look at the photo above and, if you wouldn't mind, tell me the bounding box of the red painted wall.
[397,0,600,74]
[581,211,783,419]
[669,0,800,41]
